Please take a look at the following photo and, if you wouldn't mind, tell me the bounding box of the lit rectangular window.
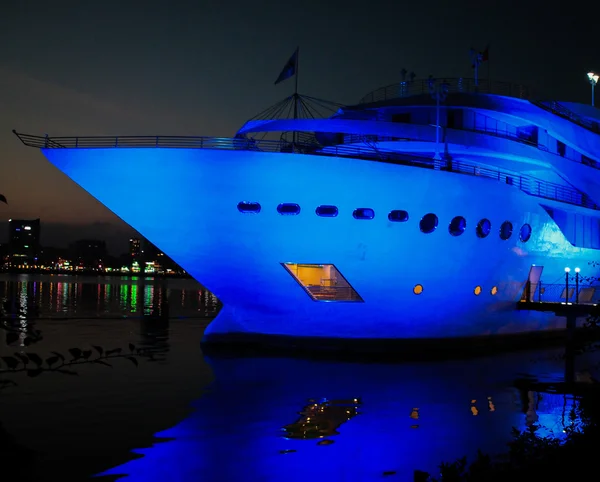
[282,263,363,302]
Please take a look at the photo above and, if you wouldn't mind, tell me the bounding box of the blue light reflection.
[98,351,588,481]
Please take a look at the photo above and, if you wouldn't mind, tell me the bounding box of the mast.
[293,48,299,146]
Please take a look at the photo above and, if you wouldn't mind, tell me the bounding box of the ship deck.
[12,129,599,212]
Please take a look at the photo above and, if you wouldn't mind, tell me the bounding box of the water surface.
[0,274,594,481]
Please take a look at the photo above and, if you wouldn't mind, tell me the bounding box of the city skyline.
[1,0,597,233]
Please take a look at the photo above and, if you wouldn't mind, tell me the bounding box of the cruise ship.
[13,76,600,354]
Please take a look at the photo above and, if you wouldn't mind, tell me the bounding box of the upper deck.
[12,129,599,212]
[357,77,600,136]
[358,77,533,105]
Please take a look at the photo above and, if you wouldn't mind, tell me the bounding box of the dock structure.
[517,271,600,384]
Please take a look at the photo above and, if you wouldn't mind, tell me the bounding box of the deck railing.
[532,100,600,135]
[525,282,600,305]
[358,78,533,105]
[13,130,599,211]
[358,79,600,137]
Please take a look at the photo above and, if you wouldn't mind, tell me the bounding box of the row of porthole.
[238,202,532,242]
[413,284,499,295]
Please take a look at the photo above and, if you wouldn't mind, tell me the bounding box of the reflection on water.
[1,275,597,481]
[98,351,594,482]
[0,274,220,318]
[283,398,362,440]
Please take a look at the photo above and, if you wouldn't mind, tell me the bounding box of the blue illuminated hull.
[41,147,598,346]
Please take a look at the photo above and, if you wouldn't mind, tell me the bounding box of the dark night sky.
[0,0,595,253]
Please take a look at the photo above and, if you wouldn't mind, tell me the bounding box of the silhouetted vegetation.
[415,387,599,481]
[0,317,153,390]
[417,320,600,481]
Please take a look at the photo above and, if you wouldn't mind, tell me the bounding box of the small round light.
[565,267,571,273]
[575,267,581,273]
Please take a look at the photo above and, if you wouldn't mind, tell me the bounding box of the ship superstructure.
[13,76,600,352]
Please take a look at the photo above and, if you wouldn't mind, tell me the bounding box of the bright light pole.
[428,77,449,161]
[588,72,599,107]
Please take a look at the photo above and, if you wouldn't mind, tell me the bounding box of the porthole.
[474,286,482,295]
[316,205,338,217]
[388,210,409,222]
[413,284,423,295]
[500,221,513,240]
[419,213,438,234]
[491,286,498,295]
[476,219,491,238]
[353,208,375,220]
[237,201,261,213]
[449,216,467,236]
[277,203,301,215]
[519,223,532,242]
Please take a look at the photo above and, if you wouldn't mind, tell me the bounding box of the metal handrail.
[358,78,533,105]
[527,282,600,304]
[358,79,600,137]
[532,100,600,135]
[12,130,598,211]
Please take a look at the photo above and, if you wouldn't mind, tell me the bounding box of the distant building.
[69,239,107,269]
[129,238,141,259]
[8,218,41,265]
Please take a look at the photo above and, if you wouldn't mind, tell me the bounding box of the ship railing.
[358,78,533,105]
[12,130,599,211]
[341,116,599,172]
[524,281,600,305]
[306,285,362,302]
[532,100,600,135]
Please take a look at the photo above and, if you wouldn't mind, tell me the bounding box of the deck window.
[316,205,338,217]
[282,263,363,302]
[353,208,375,220]
[237,201,261,213]
[519,223,532,242]
[449,216,467,236]
[500,221,513,240]
[419,213,438,234]
[476,219,491,238]
[388,210,409,222]
[277,203,301,215]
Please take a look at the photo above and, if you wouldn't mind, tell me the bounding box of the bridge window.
[476,219,491,238]
[353,208,375,220]
[237,201,261,213]
[388,210,409,222]
[519,223,532,242]
[449,216,467,236]
[316,205,338,217]
[282,263,363,302]
[500,221,513,240]
[277,203,301,215]
[420,213,438,234]
[557,140,566,157]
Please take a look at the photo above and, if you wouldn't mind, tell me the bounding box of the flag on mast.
[274,47,299,85]
[481,44,490,62]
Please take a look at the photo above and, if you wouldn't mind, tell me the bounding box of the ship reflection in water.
[98,349,592,482]
[282,398,362,442]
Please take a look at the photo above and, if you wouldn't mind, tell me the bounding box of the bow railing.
[13,130,598,211]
